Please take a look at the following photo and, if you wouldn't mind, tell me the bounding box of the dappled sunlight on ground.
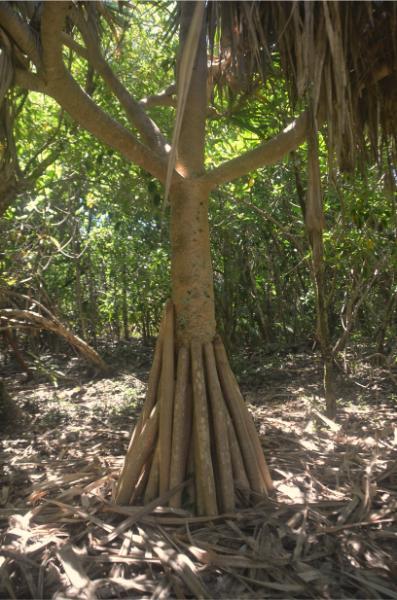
[1,346,396,598]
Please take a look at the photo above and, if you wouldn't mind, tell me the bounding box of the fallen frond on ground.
[1,350,396,598]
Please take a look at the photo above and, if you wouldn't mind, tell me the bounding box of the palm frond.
[204,1,397,169]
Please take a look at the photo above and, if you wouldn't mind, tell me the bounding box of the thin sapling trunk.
[306,109,336,419]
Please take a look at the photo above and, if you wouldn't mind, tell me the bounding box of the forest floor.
[1,340,397,599]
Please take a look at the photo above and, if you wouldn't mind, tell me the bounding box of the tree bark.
[242,242,270,343]
[310,231,336,419]
[75,256,88,340]
[220,229,237,351]
[115,2,271,514]
[87,260,98,346]
[2,329,32,378]
[171,180,216,345]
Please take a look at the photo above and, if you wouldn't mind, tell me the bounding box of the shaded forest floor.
[1,340,397,599]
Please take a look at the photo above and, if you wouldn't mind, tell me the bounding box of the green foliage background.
[1,3,396,362]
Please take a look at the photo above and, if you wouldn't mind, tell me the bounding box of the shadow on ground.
[1,341,396,598]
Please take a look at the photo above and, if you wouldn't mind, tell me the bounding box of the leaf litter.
[1,345,396,599]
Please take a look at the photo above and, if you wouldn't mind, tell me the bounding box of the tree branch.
[139,85,177,109]
[202,58,394,191]
[0,309,108,372]
[0,2,40,67]
[37,2,168,182]
[23,111,64,176]
[14,68,47,93]
[69,8,169,156]
[201,111,309,189]
[60,32,89,61]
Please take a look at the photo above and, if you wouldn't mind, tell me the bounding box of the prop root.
[115,302,272,515]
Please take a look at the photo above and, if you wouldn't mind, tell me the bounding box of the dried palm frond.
[3,1,397,171]
[204,1,397,169]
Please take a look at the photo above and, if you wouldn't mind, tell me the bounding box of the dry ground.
[1,341,396,598]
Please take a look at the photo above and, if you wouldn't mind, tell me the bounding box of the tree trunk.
[121,262,129,341]
[220,230,237,351]
[73,226,89,340]
[115,1,271,514]
[243,246,269,343]
[75,257,88,340]
[87,260,98,346]
[112,296,121,343]
[311,230,336,419]
[376,278,396,356]
[171,181,216,345]
[306,108,336,420]
[2,329,33,379]
[115,180,272,514]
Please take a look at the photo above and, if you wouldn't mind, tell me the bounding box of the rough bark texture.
[170,2,215,346]
[116,171,273,513]
[115,302,272,514]
[171,181,216,346]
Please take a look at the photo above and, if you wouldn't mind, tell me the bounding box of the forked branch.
[68,7,169,156]
[0,2,169,183]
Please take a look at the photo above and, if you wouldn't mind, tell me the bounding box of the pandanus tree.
[1,1,397,514]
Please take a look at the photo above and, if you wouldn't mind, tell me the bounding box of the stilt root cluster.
[115,301,272,515]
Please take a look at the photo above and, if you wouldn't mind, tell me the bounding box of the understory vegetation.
[2,70,396,372]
